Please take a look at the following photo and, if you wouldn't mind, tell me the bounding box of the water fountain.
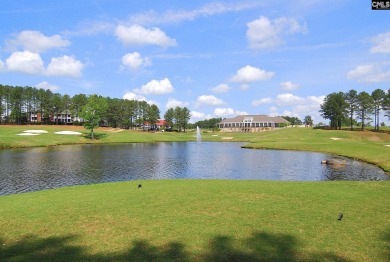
[196,126,202,142]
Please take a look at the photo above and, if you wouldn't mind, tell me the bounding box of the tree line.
[0,84,191,132]
[320,89,390,130]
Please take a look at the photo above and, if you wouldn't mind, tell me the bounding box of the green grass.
[242,128,390,173]
[1,125,389,260]
[0,180,389,261]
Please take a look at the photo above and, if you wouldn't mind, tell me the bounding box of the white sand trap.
[16,133,40,136]
[24,130,48,134]
[221,137,233,140]
[385,145,390,148]
[212,135,219,137]
[55,131,82,135]
[330,137,342,140]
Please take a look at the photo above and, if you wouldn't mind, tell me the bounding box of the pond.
[0,142,388,195]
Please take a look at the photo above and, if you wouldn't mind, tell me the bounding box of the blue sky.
[1,0,390,123]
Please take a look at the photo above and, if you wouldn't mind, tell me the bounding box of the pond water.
[0,142,388,195]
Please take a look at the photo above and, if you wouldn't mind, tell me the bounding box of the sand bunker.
[385,145,390,148]
[24,130,48,134]
[221,137,233,140]
[330,137,342,140]
[55,131,82,135]
[16,133,40,136]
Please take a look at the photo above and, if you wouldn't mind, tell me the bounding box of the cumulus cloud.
[246,16,307,49]
[121,52,151,70]
[214,108,247,118]
[281,81,300,91]
[370,32,390,53]
[165,98,188,109]
[6,51,44,74]
[7,30,70,52]
[231,65,274,83]
[115,25,177,47]
[196,95,224,107]
[190,111,206,119]
[123,92,148,101]
[36,81,60,91]
[266,94,325,121]
[134,78,174,95]
[211,83,230,93]
[252,97,273,106]
[347,63,390,83]
[46,55,84,78]
[276,93,305,106]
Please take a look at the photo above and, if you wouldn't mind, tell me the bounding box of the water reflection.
[0,142,388,195]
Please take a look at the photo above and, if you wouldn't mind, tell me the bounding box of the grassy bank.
[1,125,389,172]
[0,180,389,261]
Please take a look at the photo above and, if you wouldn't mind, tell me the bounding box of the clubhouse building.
[218,115,289,132]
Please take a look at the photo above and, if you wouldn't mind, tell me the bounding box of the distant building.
[218,115,289,132]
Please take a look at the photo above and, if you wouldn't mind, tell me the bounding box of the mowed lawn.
[0,125,389,261]
[0,180,389,261]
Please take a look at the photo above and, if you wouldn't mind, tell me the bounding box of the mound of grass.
[0,180,389,261]
[242,128,390,172]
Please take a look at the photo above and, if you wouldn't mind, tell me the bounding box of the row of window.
[220,122,274,128]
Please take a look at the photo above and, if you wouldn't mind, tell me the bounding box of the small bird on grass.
[337,212,343,221]
[138,184,142,189]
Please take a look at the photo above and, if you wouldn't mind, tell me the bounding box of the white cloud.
[134,78,174,95]
[165,98,188,109]
[267,94,325,121]
[231,65,274,83]
[191,111,206,119]
[36,81,60,91]
[370,32,390,53]
[0,59,5,72]
[129,2,261,25]
[46,55,84,78]
[347,63,390,83]
[246,16,307,49]
[123,92,148,101]
[7,30,70,53]
[211,83,230,93]
[214,108,247,118]
[281,81,300,91]
[276,93,305,106]
[6,51,44,75]
[282,110,300,118]
[121,52,151,71]
[240,84,250,90]
[115,25,177,47]
[196,95,224,107]
[252,97,273,106]
[269,106,278,113]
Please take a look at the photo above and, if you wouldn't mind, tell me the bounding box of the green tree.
[164,108,175,130]
[62,94,72,125]
[384,90,390,121]
[345,89,358,131]
[356,91,374,131]
[303,115,313,127]
[81,95,108,139]
[71,94,88,124]
[320,92,347,129]
[146,104,160,130]
[371,89,386,131]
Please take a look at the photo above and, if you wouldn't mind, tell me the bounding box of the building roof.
[219,115,289,124]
